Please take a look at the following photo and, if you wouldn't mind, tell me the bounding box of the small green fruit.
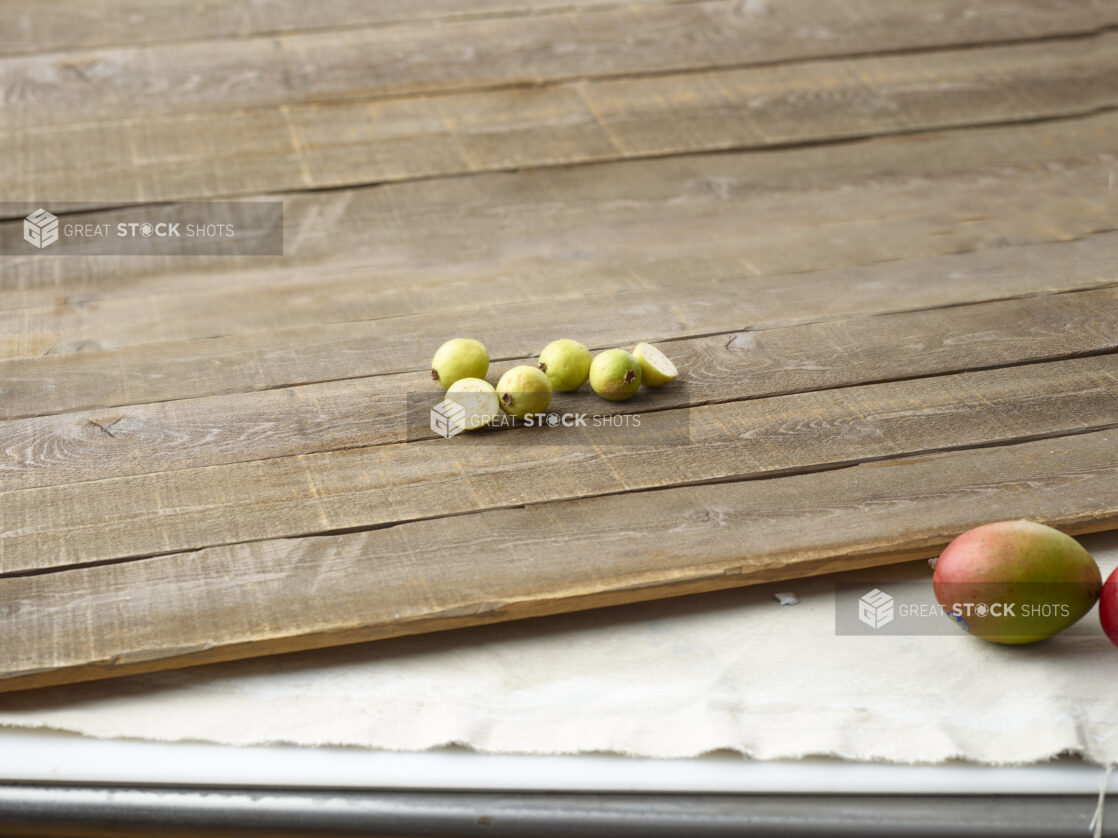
[431,338,489,389]
[633,342,677,387]
[444,377,500,431]
[496,365,552,418]
[538,339,592,392]
[589,349,641,401]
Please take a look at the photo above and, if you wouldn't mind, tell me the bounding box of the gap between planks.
[4,229,1117,421]
[0,0,720,57]
[5,227,1117,364]
[1,428,1115,692]
[3,28,1117,210]
[4,109,1115,311]
[4,0,1116,131]
[2,281,1117,494]
[2,353,1116,575]
[5,421,1117,582]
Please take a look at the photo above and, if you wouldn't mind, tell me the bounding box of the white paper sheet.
[4,730,1116,793]
[2,532,1116,765]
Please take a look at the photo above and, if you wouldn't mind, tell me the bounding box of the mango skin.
[1100,568,1118,649]
[589,349,641,401]
[431,338,489,389]
[932,520,1101,645]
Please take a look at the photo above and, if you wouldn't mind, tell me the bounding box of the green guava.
[444,377,500,431]
[496,365,552,418]
[589,349,641,401]
[633,342,678,387]
[537,339,592,392]
[431,338,489,389]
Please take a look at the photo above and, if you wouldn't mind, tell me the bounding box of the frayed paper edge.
[2,721,1116,769]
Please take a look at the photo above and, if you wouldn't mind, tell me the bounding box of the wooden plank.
[2,354,1115,575]
[4,109,1115,313]
[4,0,1115,130]
[4,212,1117,368]
[4,219,1117,421]
[2,427,1115,692]
[0,0,646,56]
[3,30,1116,205]
[2,285,1116,494]
[5,0,1113,57]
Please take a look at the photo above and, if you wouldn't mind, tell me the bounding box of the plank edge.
[3,513,1115,695]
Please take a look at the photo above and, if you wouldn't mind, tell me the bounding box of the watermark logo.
[835,581,1092,637]
[405,390,693,445]
[23,208,58,249]
[3,202,284,255]
[430,399,467,439]
[858,588,894,629]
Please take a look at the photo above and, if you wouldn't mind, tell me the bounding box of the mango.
[1100,567,1118,649]
[932,520,1101,644]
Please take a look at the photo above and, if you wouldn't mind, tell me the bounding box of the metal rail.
[0,785,1110,837]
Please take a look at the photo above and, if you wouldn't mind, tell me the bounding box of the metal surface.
[0,785,1110,838]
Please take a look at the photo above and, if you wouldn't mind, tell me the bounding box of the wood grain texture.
[2,427,1115,692]
[2,354,1116,575]
[3,214,1117,365]
[4,222,1117,421]
[3,108,1115,313]
[4,0,1118,695]
[2,273,1117,495]
[5,0,1116,130]
[3,30,1116,205]
[0,0,654,55]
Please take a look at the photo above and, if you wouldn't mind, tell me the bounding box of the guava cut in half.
[444,377,500,431]
[633,342,677,387]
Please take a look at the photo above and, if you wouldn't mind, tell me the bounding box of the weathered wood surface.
[0,0,668,55]
[6,0,1115,58]
[3,224,1117,421]
[3,29,1115,206]
[8,230,1113,363]
[3,429,1116,693]
[6,0,1116,128]
[12,227,1113,359]
[3,353,1115,575]
[4,109,1114,312]
[3,284,1115,493]
[1,109,1115,375]
[2,0,1117,691]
